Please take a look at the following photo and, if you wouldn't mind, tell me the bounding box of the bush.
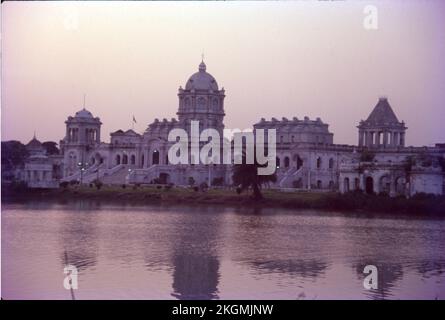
[212,177,224,186]
[193,186,199,192]
[60,181,69,189]
[69,179,79,186]
[199,182,208,192]
[93,179,103,190]
[121,184,126,189]
[10,180,28,193]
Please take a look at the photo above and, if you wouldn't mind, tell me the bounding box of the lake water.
[2,201,445,300]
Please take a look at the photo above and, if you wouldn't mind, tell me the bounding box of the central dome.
[185,61,219,91]
[75,108,94,119]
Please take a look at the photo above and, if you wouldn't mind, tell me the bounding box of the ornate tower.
[357,97,407,149]
[60,108,102,176]
[177,60,225,136]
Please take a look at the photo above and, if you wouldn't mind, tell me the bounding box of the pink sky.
[2,1,445,146]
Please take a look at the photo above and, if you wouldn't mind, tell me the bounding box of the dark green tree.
[232,153,277,200]
[1,140,29,170]
[42,141,59,155]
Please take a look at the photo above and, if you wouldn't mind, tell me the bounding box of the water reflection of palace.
[170,208,223,300]
[58,201,100,273]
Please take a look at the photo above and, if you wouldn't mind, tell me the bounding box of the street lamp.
[77,162,88,185]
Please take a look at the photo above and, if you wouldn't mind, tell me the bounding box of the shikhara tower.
[357,97,407,148]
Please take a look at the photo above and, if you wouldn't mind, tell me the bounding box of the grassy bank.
[2,184,445,215]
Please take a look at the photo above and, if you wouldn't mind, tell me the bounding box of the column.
[383,131,388,147]
[389,177,396,197]
[400,132,405,147]
[365,131,370,147]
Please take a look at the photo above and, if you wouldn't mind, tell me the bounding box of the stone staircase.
[101,165,131,185]
[278,167,304,188]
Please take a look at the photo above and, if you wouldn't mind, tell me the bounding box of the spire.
[83,93,86,110]
[199,53,206,72]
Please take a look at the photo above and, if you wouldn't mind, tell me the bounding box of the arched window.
[122,154,128,165]
[166,155,169,165]
[276,157,281,168]
[329,158,334,169]
[344,177,350,192]
[316,157,322,169]
[152,150,160,165]
[354,178,360,190]
[329,181,335,189]
[130,155,136,165]
[116,154,121,165]
[317,180,322,189]
[141,155,145,167]
[284,157,290,168]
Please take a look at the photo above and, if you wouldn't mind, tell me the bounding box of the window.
[284,157,290,168]
[329,158,334,169]
[316,157,322,169]
[152,150,160,165]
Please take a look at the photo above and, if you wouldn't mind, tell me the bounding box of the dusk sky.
[2,1,445,146]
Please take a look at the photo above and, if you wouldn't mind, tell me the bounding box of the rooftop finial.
[199,54,206,72]
[83,93,86,109]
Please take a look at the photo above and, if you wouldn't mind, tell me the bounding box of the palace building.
[19,61,445,196]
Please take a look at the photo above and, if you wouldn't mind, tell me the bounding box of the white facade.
[24,61,442,196]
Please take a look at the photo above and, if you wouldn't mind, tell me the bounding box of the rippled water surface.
[2,201,445,299]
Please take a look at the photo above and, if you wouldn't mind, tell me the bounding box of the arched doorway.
[344,177,350,192]
[395,177,406,196]
[115,154,121,165]
[379,175,391,195]
[295,155,303,170]
[365,177,374,194]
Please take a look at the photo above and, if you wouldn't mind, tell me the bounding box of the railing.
[128,165,162,184]
[278,167,304,188]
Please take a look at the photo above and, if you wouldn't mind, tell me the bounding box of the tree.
[42,141,59,155]
[1,140,29,170]
[232,153,277,200]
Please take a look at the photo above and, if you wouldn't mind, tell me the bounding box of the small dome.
[26,136,42,149]
[185,61,219,91]
[75,108,94,119]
